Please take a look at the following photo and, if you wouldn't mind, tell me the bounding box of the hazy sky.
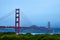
[0,0,60,28]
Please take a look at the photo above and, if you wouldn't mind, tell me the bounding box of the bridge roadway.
[0,26,48,30]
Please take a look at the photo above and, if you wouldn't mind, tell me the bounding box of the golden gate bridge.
[0,8,50,35]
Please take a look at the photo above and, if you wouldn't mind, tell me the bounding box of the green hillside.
[0,32,60,40]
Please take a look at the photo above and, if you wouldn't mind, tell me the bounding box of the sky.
[0,0,60,28]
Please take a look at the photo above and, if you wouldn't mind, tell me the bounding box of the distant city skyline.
[0,0,60,28]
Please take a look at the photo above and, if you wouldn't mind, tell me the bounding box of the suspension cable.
[21,11,32,26]
[0,10,14,20]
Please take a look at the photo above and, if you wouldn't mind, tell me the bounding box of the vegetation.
[0,32,60,40]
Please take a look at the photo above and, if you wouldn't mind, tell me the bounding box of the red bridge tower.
[15,9,20,35]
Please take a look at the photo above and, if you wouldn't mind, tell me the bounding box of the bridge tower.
[15,9,20,35]
[48,21,50,33]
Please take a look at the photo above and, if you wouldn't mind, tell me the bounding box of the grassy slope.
[0,32,60,40]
